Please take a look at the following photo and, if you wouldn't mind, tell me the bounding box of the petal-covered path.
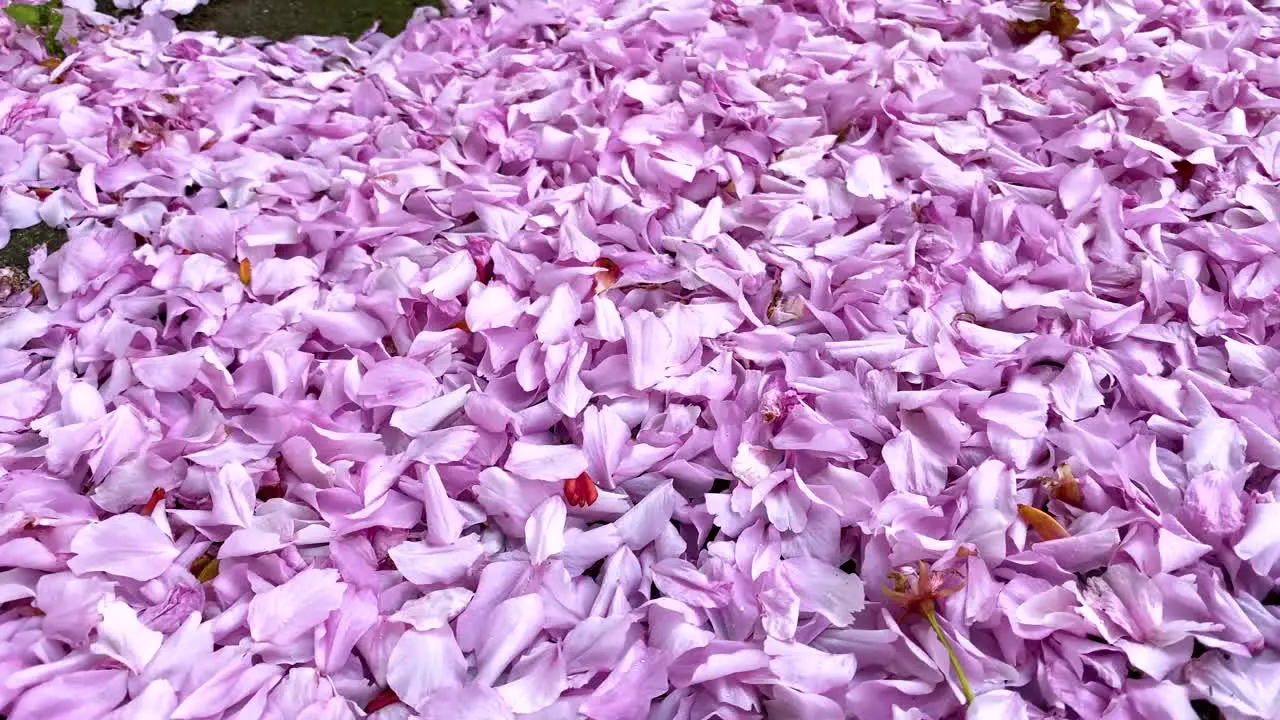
[2,0,1280,718]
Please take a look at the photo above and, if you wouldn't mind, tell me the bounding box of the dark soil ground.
[3,0,440,275]
[175,0,441,40]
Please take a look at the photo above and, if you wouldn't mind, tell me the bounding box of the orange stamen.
[1018,504,1070,541]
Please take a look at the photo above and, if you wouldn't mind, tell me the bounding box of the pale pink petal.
[505,440,587,481]
[91,598,164,674]
[391,588,474,631]
[68,514,179,581]
[419,686,513,720]
[778,557,865,627]
[623,310,672,390]
[132,350,206,393]
[421,465,466,546]
[525,496,567,564]
[650,559,731,608]
[387,628,468,712]
[248,569,346,644]
[583,404,629,487]
[389,537,485,586]
[358,359,441,409]
[496,645,567,714]
[475,594,545,686]
[422,250,477,301]
[535,284,582,345]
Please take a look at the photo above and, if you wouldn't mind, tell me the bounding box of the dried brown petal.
[1045,464,1084,508]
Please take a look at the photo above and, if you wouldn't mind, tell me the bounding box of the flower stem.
[925,606,975,704]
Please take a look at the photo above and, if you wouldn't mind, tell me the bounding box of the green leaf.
[46,11,62,33]
[4,4,44,26]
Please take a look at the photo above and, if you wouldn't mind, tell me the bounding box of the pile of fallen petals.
[3,0,1280,717]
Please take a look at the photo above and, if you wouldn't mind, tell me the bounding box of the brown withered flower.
[190,550,221,584]
[1008,0,1080,45]
[1042,463,1084,508]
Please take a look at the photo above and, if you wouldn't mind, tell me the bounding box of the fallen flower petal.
[0,0,1277,715]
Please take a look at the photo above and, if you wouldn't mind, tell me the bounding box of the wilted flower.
[1008,0,1080,44]
[1042,464,1083,508]
[886,561,974,704]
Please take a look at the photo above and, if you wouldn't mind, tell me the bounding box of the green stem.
[926,607,975,704]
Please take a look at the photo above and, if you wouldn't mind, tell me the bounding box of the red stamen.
[475,257,494,284]
[365,688,401,713]
[256,484,285,502]
[564,472,599,508]
[141,488,166,515]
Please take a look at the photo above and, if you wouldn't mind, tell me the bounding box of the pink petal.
[650,559,731,608]
[525,496,567,564]
[475,594,545,686]
[623,311,672,390]
[583,404,630,487]
[505,440,587,482]
[1182,470,1246,539]
[391,588,475,632]
[248,569,346,644]
[389,537,485,586]
[496,645,568,714]
[535,284,582,345]
[422,250,477,300]
[387,628,468,712]
[305,309,386,347]
[68,514,179,581]
[420,686,513,720]
[131,349,206,393]
[778,557,865,627]
[1058,161,1104,213]
[243,214,301,246]
[421,464,466,546]
[358,359,441,409]
[1049,354,1105,421]
[9,670,129,720]
[91,598,164,674]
